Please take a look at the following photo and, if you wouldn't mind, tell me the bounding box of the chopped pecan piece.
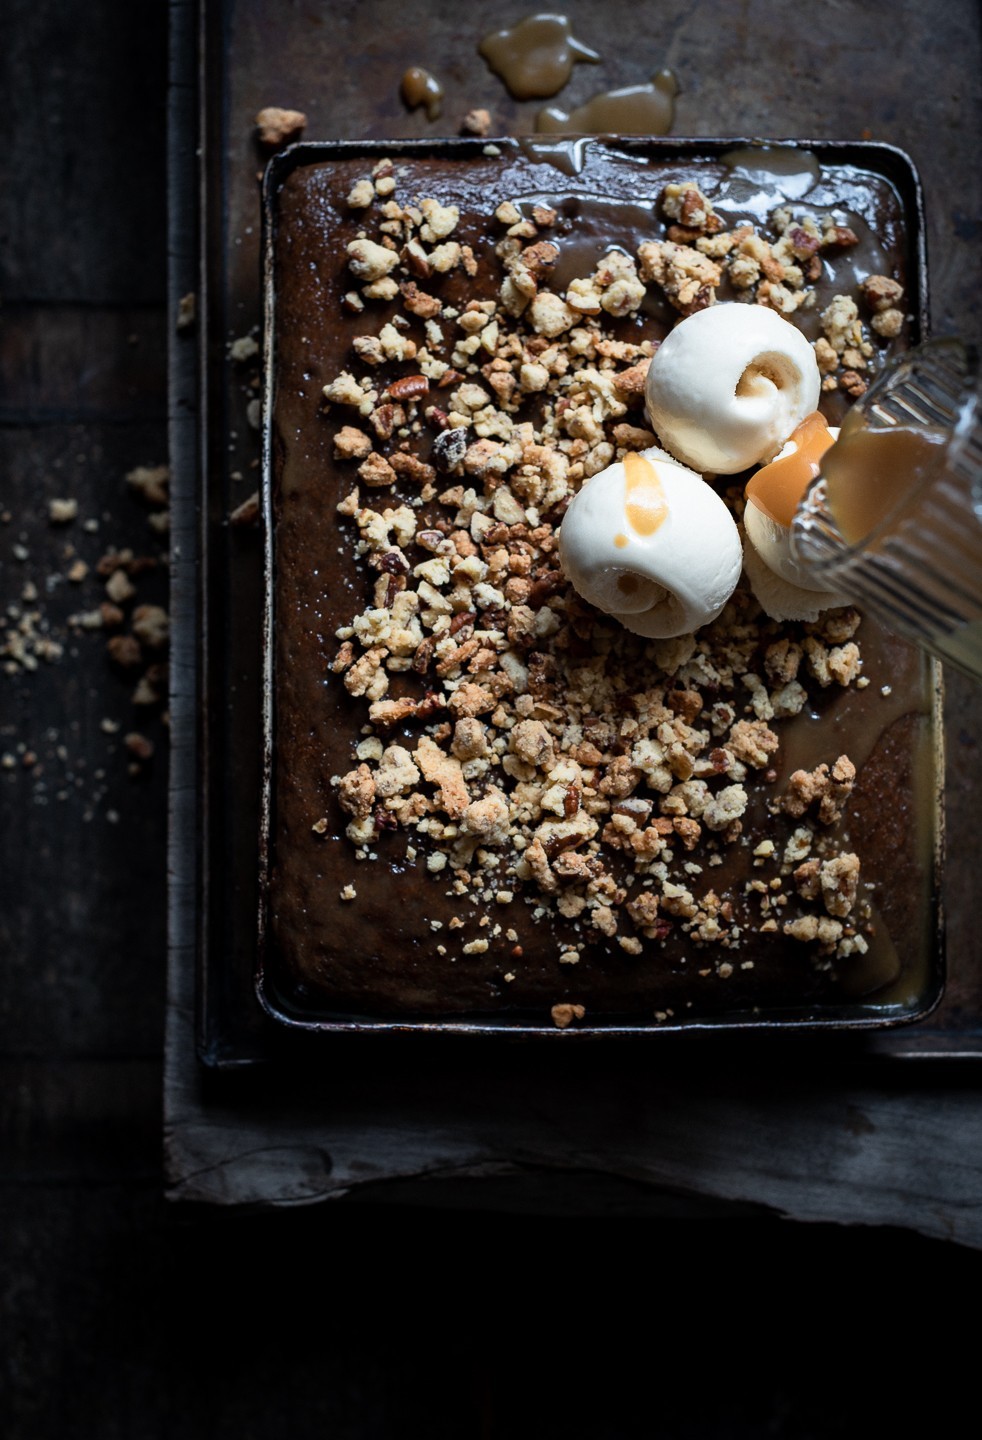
[400,281,442,319]
[860,275,904,313]
[386,374,430,402]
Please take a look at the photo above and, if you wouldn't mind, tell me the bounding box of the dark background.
[3,2,982,1435]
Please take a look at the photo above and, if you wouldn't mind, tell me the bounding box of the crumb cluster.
[1,451,172,833]
[638,182,906,400]
[3,465,170,701]
[255,106,307,148]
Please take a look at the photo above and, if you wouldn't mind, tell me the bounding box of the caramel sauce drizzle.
[623,451,668,537]
[745,412,835,527]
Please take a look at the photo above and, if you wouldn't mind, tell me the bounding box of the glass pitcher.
[792,336,982,680]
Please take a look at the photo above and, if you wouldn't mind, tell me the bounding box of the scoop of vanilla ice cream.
[742,424,851,620]
[645,304,821,474]
[558,448,742,638]
[742,536,849,623]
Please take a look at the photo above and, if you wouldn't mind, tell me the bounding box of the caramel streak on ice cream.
[623,450,668,536]
[743,414,849,616]
[558,449,742,637]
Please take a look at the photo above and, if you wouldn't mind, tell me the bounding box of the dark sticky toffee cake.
[266,140,937,1029]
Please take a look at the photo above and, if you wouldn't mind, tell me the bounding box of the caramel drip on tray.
[401,67,444,121]
[479,14,600,100]
[536,70,677,135]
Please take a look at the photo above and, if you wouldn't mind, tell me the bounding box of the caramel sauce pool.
[537,70,677,135]
[746,412,835,526]
[479,13,599,100]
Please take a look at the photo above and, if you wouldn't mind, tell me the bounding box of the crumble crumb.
[255,106,307,146]
[550,1002,586,1029]
[176,292,196,331]
[48,499,78,524]
[461,109,492,137]
[229,334,259,363]
[126,465,170,506]
[347,179,375,209]
[782,755,856,825]
[638,240,721,315]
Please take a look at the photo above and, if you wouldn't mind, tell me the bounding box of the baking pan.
[255,135,945,1036]
[164,0,982,1065]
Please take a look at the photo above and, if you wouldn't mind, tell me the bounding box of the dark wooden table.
[5,2,982,1434]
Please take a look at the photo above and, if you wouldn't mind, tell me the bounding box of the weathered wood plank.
[0,1,168,304]
[0,305,168,424]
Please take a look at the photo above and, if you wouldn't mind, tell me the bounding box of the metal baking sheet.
[169,0,982,1066]
[256,135,944,1037]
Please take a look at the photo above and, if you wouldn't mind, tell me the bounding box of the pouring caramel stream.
[746,412,835,525]
[819,409,949,547]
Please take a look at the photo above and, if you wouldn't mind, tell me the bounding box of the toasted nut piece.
[386,374,430,402]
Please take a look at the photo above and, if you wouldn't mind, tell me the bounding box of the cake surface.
[264,139,939,1030]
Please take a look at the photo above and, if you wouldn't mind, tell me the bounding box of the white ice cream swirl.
[558,449,743,638]
[644,303,822,475]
